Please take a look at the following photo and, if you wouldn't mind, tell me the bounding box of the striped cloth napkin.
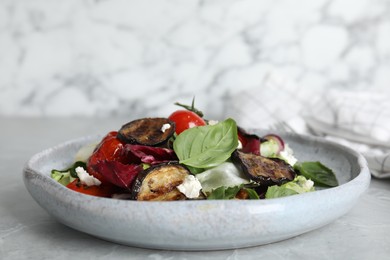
[225,73,390,178]
[303,89,390,179]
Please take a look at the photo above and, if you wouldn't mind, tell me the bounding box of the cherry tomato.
[66,179,117,198]
[168,110,206,135]
[87,131,127,183]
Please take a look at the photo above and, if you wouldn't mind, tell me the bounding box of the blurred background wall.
[0,0,389,119]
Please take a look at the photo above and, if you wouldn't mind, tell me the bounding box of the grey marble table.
[1,117,389,260]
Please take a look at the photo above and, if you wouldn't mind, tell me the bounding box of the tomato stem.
[174,97,204,117]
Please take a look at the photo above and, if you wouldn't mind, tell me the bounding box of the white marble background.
[0,0,389,119]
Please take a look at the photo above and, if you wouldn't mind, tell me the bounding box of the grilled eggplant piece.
[118,118,175,146]
[132,163,190,201]
[232,150,295,186]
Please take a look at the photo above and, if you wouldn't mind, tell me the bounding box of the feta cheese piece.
[237,139,243,149]
[188,122,196,128]
[160,123,171,133]
[208,120,219,125]
[279,144,298,166]
[75,166,101,186]
[302,178,314,191]
[177,175,202,199]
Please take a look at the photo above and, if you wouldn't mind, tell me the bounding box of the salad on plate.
[51,100,338,201]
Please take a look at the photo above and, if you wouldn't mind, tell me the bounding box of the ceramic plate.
[23,131,370,251]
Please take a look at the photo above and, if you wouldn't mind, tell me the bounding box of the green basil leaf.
[186,165,205,174]
[173,118,238,168]
[294,161,338,187]
[244,188,260,199]
[207,185,242,200]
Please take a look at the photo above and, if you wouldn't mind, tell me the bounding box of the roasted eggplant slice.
[132,163,190,201]
[232,150,295,186]
[117,118,175,146]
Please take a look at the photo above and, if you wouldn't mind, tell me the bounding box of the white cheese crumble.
[302,179,314,190]
[177,175,202,199]
[208,120,219,125]
[188,122,196,128]
[75,166,101,187]
[237,140,243,149]
[160,123,171,133]
[279,144,298,166]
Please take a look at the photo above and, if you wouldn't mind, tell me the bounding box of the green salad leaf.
[265,175,315,199]
[244,188,260,199]
[51,161,86,186]
[196,162,250,193]
[207,185,242,200]
[173,118,238,169]
[294,161,339,187]
[265,185,299,199]
[51,170,76,186]
[207,185,260,200]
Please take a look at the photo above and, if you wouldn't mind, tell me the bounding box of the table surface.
[1,117,390,260]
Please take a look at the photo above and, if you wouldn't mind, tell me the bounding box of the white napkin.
[225,73,390,178]
[225,73,310,132]
[303,89,390,179]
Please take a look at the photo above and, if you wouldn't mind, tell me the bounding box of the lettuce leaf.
[196,162,250,193]
[207,185,243,200]
[207,185,260,200]
[265,175,315,199]
[51,161,86,186]
[51,170,76,186]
